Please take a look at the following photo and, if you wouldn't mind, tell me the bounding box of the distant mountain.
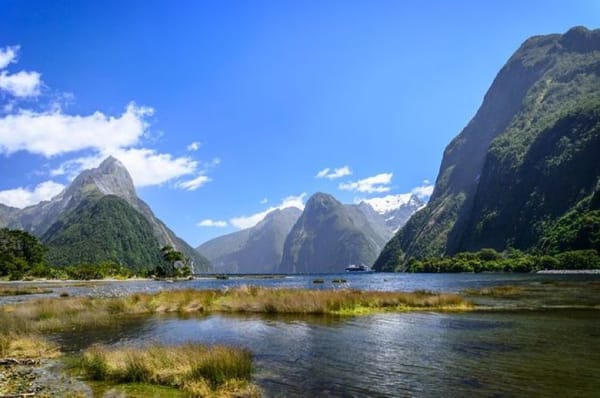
[197,207,301,273]
[0,157,210,271]
[375,26,600,271]
[361,194,424,232]
[278,193,391,273]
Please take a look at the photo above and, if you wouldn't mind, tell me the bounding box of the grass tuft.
[78,343,258,396]
[0,333,59,359]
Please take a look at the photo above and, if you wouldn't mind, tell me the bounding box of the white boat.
[345,264,372,272]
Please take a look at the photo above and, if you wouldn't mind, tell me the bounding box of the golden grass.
[0,287,471,334]
[0,333,59,359]
[78,343,260,397]
[463,285,525,297]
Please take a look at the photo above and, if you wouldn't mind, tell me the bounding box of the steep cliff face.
[278,193,390,273]
[375,26,600,271]
[197,207,301,273]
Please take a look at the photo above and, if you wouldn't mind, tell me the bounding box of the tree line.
[404,248,600,273]
[0,228,192,280]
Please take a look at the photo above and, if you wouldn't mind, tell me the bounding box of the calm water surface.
[39,273,600,397]
[3,272,599,303]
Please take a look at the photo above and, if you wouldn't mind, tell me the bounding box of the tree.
[159,245,187,277]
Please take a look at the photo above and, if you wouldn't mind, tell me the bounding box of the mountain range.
[375,26,600,271]
[0,157,210,272]
[197,207,301,273]
[198,193,422,273]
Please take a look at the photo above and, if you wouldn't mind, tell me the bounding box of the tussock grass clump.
[79,343,259,397]
[0,333,59,359]
[208,287,470,315]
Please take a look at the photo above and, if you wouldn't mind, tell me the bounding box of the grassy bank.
[0,287,471,334]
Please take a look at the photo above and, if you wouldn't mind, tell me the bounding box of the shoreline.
[536,269,600,274]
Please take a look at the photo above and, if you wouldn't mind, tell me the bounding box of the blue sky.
[0,1,598,245]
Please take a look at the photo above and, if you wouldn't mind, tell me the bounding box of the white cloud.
[230,193,306,230]
[0,45,217,197]
[260,198,268,204]
[0,70,42,97]
[197,219,228,228]
[0,45,19,69]
[177,174,211,191]
[315,166,352,180]
[52,148,199,188]
[187,141,201,151]
[0,103,152,157]
[0,180,65,208]
[411,182,434,200]
[113,148,198,187]
[0,46,42,98]
[339,172,393,193]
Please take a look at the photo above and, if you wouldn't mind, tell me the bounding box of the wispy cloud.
[411,180,434,200]
[230,193,306,230]
[339,172,393,193]
[315,166,352,180]
[0,45,19,69]
[0,180,65,208]
[197,219,228,228]
[177,174,211,191]
[187,141,201,151]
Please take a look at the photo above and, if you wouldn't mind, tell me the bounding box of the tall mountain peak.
[1,156,210,271]
[77,156,136,202]
[278,192,390,273]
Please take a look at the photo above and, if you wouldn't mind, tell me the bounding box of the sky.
[0,1,598,245]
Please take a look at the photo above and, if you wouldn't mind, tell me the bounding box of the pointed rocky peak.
[305,192,340,210]
[97,155,127,173]
[73,156,137,202]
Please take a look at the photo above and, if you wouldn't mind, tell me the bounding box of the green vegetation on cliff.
[404,248,600,273]
[375,26,600,271]
[43,195,164,271]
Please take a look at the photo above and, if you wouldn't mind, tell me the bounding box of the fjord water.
[45,273,600,397]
